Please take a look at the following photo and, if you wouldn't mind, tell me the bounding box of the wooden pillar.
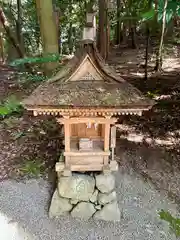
[64,120,72,176]
[111,125,116,157]
[104,123,110,151]
[64,121,70,151]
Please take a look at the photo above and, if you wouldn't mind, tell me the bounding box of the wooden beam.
[57,117,117,125]
[64,151,110,156]
[56,162,103,172]
[56,162,118,172]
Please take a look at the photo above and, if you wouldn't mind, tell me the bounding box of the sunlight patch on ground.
[0,212,33,240]
[117,124,180,147]
[163,58,180,72]
[154,94,172,100]
[130,72,144,77]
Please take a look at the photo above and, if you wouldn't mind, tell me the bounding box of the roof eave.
[23,103,154,117]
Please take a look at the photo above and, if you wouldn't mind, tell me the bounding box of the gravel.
[0,167,179,240]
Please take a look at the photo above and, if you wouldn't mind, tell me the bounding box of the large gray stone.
[93,201,120,221]
[71,202,96,220]
[58,174,95,201]
[95,205,102,210]
[49,190,73,218]
[95,174,115,193]
[70,199,79,205]
[90,189,98,203]
[98,191,117,205]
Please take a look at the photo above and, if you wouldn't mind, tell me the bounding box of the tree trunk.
[116,0,121,45]
[144,0,152,80]
[35,0,59,74]
[145,25,150,80]
[106,0,110,59]
[0,33,4,62]
[153,0,159,40]
[68,23,73,54]
[122,22,128,44]
[97,0,106,59]
[0,7,24,58]
[68,0,73,54]
[57,8,61,54]
[16,0,24,52]
[130,22,137,49]
[155,0,168,71]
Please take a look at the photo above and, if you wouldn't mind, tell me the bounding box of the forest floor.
[0,42,180,204]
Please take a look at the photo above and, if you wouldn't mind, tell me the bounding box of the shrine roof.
[22,40,154,110]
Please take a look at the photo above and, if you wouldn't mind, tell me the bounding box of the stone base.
[49,172,120,221]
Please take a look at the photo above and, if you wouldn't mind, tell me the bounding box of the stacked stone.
[49,173,120,221]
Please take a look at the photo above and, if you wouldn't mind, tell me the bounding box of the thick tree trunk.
[98,0,109,60]
[144,0,152,80]
[129,22,137,49]
[97,0,106,59]
[54,7,61,54]
[145,25,150,80]
[106,0,110,59]
[155,0,168,71]
[0,7,24,58]
[35,0,59,74]
[68,23,73,54]
[16,0,24,52]
[122,23,128,44]
[68,0,73,54]
[153,0,159,38]
[116,0,121,45]
[0,33,4,62]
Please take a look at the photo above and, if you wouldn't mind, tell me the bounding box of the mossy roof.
[22,40,154,110]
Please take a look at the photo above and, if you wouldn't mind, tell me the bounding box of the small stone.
[90,189,98,203]
[40,130,46,135]
[59,152,64,162]
[95,205,102,210]
[98,191,117,205]
[93,201,120,221]
[71,202,96,220]
[70,199,79,205]
[58,174,95,201]
[49,190,73,218]
[95,174,115,193]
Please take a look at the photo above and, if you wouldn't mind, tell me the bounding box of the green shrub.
[159,210,180,237]
[19,159,44,177]
[0,96,22,117]
[10,53,62,67]
[17,72,48,83]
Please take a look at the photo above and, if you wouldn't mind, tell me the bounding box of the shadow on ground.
[116,139,180,204]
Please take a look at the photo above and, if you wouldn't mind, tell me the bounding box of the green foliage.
[19,159,44,177]
[0,96,22,117]
[17,72,48,83]
[10,54,62,67]
[146,90,160,98]
[159,210,180,237]
[142,0,180,23]
[142,9,155,21]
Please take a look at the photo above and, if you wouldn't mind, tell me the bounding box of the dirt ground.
[0,44,180,203]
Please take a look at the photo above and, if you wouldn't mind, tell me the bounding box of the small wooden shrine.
[23,13,153,176]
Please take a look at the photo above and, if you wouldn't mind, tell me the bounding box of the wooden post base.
[63,167,72,177]
[56,161,118,175]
